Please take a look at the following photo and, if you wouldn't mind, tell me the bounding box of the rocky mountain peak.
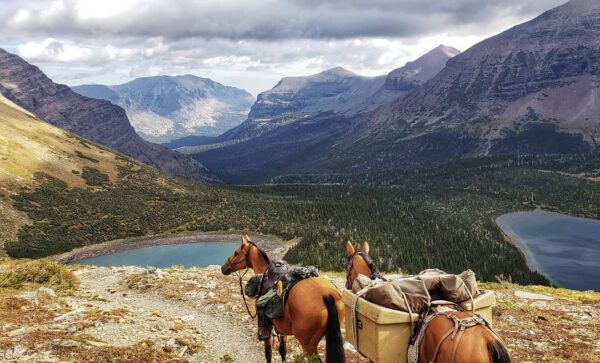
[317,67,357,78]
[431,44,461,58]
[74,75,254,143]
[383,44,460,91]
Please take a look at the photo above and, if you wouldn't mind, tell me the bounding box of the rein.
[236,268,257,319]
[227,241,266,320]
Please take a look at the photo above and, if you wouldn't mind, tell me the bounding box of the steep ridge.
[347,0,600,169]
[220,67,386,142]
[73,76,254,143]
[0,49,218,182]
[191,46,458,182]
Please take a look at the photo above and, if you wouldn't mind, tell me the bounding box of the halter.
[345,251,386,289]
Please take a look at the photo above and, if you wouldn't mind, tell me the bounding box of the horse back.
[419,311,500,363]
[274,277,343,335]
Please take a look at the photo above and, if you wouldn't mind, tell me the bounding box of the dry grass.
[479,281,600,304]
[0,258,79,290]
[0,295,54,325]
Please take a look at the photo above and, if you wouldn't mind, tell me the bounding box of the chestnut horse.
[345,241,511,363]
[221,236,346,363]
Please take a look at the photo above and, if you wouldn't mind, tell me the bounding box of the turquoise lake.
[73,242,238,268]
[496,210,600,291]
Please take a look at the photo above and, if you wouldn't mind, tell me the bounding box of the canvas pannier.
[352,274,431,314]
[417,269,478,302]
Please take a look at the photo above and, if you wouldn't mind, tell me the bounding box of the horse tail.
[487,339,511,363]
[324,294,345,363]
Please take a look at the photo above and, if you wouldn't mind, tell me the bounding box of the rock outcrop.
[0,49,218,182]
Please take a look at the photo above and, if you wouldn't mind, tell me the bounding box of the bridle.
[345,251,387,289]
[226,241,271,320]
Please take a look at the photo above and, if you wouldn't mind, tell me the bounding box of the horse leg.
[278,335,287,361]
[297,334,323,362]
[264,336,272,363]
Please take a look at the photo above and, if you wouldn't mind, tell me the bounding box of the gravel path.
[77,267,266,362]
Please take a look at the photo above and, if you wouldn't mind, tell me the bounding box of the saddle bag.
[289,266,319,280]
[245,274,263,298]
[256,288,284,320]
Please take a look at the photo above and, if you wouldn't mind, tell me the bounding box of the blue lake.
[496,210,600,291]
[73,242,238,268]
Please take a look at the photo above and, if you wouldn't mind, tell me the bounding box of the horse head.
[221,235,254,275]
[345,240,383,289]
[221,235,270,275]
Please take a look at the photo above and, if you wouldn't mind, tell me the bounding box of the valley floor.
[0,261,598,362]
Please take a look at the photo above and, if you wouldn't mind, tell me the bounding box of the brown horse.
[221,236,346,363]
[345,241,511,363]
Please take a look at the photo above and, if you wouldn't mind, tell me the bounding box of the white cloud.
[18,38,92,62]
[0,0,568,95]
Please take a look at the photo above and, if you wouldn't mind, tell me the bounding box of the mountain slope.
[220,46,458,143]
[345,0,600,170]
[73,76,254,143]
[0,93,159,254]
[191,46,459,182]
[0,49,217,182]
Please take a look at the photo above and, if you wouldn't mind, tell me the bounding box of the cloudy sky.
[0,0,566,96]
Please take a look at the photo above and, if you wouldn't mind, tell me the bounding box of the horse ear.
[346,241,355,256]
[242,235,248,245]
[245,234,252,243]
[362,241,370,254]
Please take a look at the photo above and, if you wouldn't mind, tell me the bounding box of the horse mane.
[251,241,271,265]
[359,252,381,277]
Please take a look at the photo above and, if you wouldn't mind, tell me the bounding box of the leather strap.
[429,325,454,363]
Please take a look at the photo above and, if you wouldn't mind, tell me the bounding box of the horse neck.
[248,246,269,274]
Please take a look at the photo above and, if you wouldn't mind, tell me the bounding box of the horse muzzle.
[221,264,231,275]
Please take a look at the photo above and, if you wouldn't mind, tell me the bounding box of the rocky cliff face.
[0,49,218,182]
[222,67,385,141]
[73,76,254,143]
[221,46,457,143]
[365,0,600,154]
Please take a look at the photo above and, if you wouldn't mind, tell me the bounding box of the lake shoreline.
[50,231,293,265]
[496,215,548,277]
[496,209,600,291]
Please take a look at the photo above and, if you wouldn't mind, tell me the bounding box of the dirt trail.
[77,266,267,362]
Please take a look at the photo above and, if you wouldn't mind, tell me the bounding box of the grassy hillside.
[0,94,179,256]
[2,96,599,284]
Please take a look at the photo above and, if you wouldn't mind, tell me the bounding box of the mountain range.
[73,76,254,143]
[0,49,218,182]
[190,0,600,183]
[188,45,460,182]
[219,45,460,143]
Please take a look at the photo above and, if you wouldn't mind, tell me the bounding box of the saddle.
[244,261,319,341]
[256,260,290,340]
